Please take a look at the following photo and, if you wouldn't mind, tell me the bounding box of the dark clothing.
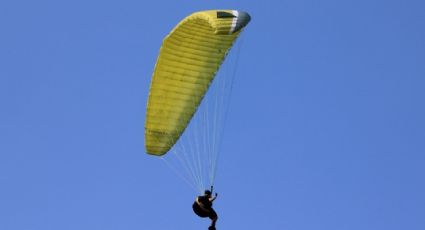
[207,208,217,220]
[192,202,217,219]
[192,195,217,219]
[198,195,212,208]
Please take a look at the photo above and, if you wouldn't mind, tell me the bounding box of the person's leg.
[209,209,218,227]
[211,216,217,226]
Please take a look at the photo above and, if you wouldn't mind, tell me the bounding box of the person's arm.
[209,193,218,202]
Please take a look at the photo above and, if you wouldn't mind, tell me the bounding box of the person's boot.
[208,226,216,230]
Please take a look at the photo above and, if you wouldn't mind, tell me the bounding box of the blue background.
[1,0,424,229]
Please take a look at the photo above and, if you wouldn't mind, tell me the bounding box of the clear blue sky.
[1,0,424,229]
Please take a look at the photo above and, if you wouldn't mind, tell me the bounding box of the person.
[192,188,218,230]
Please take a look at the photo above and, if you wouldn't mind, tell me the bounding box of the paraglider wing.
[145,10,251,155]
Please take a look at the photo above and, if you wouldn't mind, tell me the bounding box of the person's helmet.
[204,190,212,196]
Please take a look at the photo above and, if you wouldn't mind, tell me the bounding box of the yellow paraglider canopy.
[145,10,251,155]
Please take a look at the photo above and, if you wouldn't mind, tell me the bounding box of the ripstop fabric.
[145,10,251,155]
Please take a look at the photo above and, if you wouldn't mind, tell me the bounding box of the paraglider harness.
[192,186,217,219]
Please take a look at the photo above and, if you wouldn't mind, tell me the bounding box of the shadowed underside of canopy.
[145,10,251,155]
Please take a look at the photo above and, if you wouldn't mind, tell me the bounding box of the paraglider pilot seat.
[192,201,217,219]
